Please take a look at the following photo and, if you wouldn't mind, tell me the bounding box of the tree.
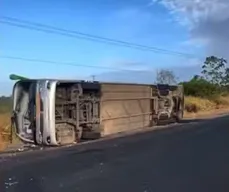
[221,68,229,86]
[201,56,228,85]
[156,69,178,84]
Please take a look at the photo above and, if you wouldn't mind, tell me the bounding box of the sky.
[1,0,228,95]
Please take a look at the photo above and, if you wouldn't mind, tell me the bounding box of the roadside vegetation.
[157,55,229,115]
[0,55,229,150]
[182,56,229,115]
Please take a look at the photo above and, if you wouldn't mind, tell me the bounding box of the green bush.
[181,77,222,98]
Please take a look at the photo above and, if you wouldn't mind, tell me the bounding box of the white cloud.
[153,0,229,58]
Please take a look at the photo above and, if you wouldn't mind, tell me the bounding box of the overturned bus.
[11,77,184,146]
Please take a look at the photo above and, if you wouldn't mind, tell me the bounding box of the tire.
[151,118,158,126]
[176,111,183,123]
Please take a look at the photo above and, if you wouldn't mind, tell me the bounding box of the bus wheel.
[152,118,158,126]
[176,111,183,123]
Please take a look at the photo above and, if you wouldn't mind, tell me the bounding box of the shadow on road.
[156,118,204,126]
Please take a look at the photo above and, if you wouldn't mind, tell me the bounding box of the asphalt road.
[0,115,229,192]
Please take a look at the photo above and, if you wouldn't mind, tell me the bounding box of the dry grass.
[184,96,229,118]
[0,113,11,150]
[185,96,216,112]
[185,96,229,113]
